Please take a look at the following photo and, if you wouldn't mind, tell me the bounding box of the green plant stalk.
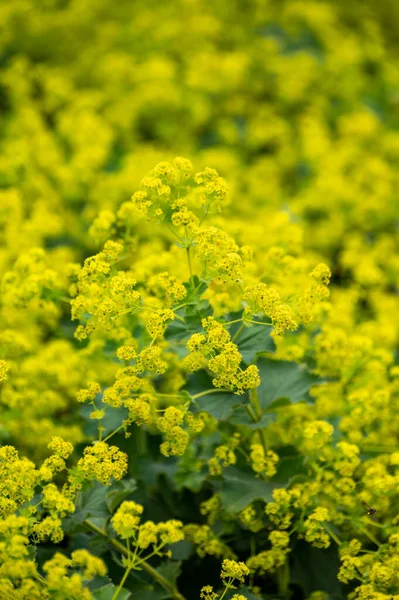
[277,560,290,599]
[219,578,234,600]
[112,562,133,600]
[249,388,269,453]
[356,522,381,547]
[322,522,342,546]
[191,388,231,399]
[232,322,245,342]
[83,520,187,600]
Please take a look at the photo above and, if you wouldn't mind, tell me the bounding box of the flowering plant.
[0,1,398,599]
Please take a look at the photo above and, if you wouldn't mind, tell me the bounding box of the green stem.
[112,562,132,600]
[165,222,185,244]
[186,244,194,286]
[136,426,147,456]
[322,522,342,546]
[219,579,233,600]
[174,313,185,323]
[277,560,290,598]
[191,388,231,400]
[232,322,245,342]
[103,423,126,443]
[83,520,186,600]
[33,571,48,586]
[359,445,398,453]
[357,522,381,547]
[222,318,244,326]
[249,388,268,453]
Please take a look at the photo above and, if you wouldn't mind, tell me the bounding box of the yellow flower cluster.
[43,551,106,599]
[246,530,290,575]
[250,444,279,478]
[112,500,184,555]
[185,317,260,394]
[208,433,241,476]
[74,441,128,486]
[0,0,398,596]
[243,284,298,336]
[156,406,189,457]
[184,524,234,559]
[0,446,38,518]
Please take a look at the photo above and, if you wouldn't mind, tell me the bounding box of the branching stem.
[83,520,186,600]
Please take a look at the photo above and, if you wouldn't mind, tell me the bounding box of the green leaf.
[165,298,212,345]
[216,466,284,513]
[155,561,182,588]
[257,357,320,411]
[236,323,275,363]
[92,584,131,600]
[170,540,195,561]
[271,447,307,484]
[291,540,343,597]
[123,578,171,600]
[174,465,208,492]
[226,586,263,600]
[229,405,275,429]
[71,482,108,525]
[186,371,241,420]
[184,276,208,302]
[80,402,128,439]
[195,391,241,420]
[106,478,137,513]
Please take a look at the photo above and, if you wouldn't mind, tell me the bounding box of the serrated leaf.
[106,478,137,513]
[257,357,320,411]
[195,391,241,420]
[170,540,194,561]
[80,403,128,438]
[291,540,343,597]
[226,586,263,600]
[216,467,284,513]
[271,452,307,483]
[88,576,113,591]
[236,323,275,363]
[124,579,171,600]
[74,482,109,520]
[155,561,182,587]
[165,300,211,344]
[186,371,241,420]
[92,584,131,600]
[229,405,275,429]
[174,466,208,492]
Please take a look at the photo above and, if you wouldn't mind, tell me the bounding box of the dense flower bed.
[0,1,398,599]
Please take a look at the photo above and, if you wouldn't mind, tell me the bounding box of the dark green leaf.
[92,584,131,600]
[291,540,343,597]
[124,579,171,600]
[271,454,307,484]
[194,391,241,420]
[229,405,275,429]
[174,466,208,492]
[88,576,113,591]
[186,371,241,420]
[106,479,137,513]
[236,323,275,363]
[170,540,194,561]
[257,357,320,411]
[226,586,263,600]
[216,467,284,513]
[80,403,128,438]
[72,482,109,523]
[155,561,182,587]
[165,298,211,345]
